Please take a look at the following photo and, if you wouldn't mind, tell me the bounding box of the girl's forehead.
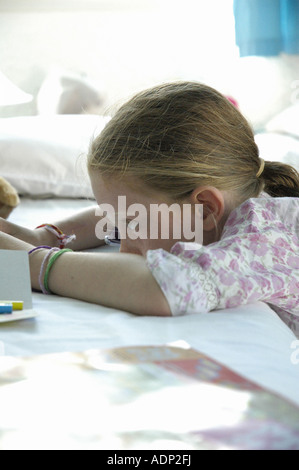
[91,172,169,206]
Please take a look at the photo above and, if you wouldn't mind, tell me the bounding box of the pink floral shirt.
[146,196,299,337]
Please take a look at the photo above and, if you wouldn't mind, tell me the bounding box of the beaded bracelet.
[44,248,73,295]
[35,224,76,249]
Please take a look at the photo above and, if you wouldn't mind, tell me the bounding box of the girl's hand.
[0,218,56,247]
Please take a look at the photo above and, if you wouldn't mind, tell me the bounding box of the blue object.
[0,304,13,314]
[234,0,299,56]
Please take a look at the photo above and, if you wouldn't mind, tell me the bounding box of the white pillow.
[265,102,299,137]
[0,115,109,198]
[255,132,299,172]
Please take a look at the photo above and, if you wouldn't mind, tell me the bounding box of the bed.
[0,111,299,450]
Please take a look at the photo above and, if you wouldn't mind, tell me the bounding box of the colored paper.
[0,343,298,450]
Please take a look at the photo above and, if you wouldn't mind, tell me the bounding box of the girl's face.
[90,172,203,257]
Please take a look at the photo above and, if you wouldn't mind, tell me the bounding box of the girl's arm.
[0,206,105,251]
[46,205,105,250]
[31,249,171,316]
[0,232,171,317]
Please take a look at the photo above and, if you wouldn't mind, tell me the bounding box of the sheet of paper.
[0,344,298,449]
[0,250,37,323]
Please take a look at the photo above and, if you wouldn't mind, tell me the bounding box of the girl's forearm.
[30,250,171,317]
[1,206,105,251]
[50,206,105,251]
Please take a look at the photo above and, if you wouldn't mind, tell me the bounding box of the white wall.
[1,0,299,129]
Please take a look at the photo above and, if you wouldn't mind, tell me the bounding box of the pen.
[0,301,24,311]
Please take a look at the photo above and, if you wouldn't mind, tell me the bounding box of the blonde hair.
[88,81,299,202]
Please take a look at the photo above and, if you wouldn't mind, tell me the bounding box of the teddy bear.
[0,177,20,219]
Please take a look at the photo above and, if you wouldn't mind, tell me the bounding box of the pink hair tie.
[226,95,239,109]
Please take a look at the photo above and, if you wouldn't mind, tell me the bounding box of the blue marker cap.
[0,303,13,314]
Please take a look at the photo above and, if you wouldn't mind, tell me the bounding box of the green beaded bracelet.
[44,248,73,294]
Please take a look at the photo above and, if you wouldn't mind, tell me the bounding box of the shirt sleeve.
[146,244,218,316]
[146,199,299,318]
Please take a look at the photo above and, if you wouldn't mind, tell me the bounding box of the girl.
[1,82,299,335]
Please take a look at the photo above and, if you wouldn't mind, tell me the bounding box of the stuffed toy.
[0,177,20,219]
[37,69,105,115]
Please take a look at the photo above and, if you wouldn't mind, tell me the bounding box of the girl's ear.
[189,186,226,232]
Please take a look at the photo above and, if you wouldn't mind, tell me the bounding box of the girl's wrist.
[35,227,58,248]
[35,224,76,249]
[29,246,72,294]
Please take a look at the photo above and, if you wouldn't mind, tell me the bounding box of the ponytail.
[262,161,299,198]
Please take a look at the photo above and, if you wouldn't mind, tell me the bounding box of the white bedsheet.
[1,197,299,407]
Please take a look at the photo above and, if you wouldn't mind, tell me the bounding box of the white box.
[0,250,37,323]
